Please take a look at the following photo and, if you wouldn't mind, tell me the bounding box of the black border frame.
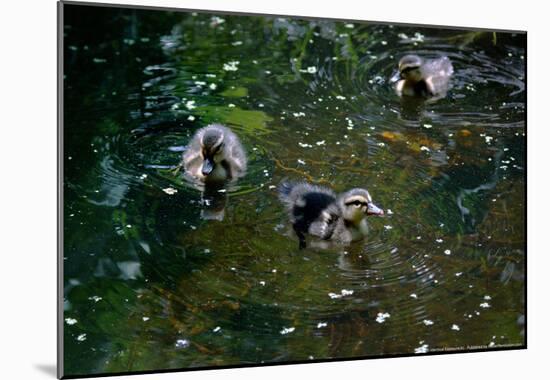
[57,1,527,378]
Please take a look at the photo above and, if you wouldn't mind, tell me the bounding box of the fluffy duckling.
[395,54,453,98]
[182,124,247,183]
[279,182,384,248]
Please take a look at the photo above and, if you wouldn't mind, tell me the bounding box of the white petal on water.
[420,146,430,152]
[317,322,327,328]
[410,293,418,299]
[414,344,429,354]
[65,318,78,325]
[376,312,391,323]
[444,249,451,255]
[297,159,306,165]
[209,83,217,90]
[455,272,463,277]
[390,248,398,254]
[306,66,317,74]
[162,187,178,195]
[259,281,266,286]
[387,209,394,215]
[423,124,433,129]
[436,238,443,243]
[142,317,150,322]
[328,292,342,299]
[336,95,346,100]
[213,326,221,332]
[384,225,393,230]
[423,319,434,326]
[341,289,354,296]
[88,296,102,302]
[480,302,491,308]
[175,339,190,348]
[185,100,196,110]
[316,140,326,146]
[280,327,295,335]
[451,324,460,331]
[76,334,87,342]
[223,60,239,71]
[484,295,492,300]
[228,103,236,108]
[187,115,195,121]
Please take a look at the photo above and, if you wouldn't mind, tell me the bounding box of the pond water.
[62,4,526,377]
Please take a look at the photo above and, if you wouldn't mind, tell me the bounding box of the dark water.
[62,4,526,376]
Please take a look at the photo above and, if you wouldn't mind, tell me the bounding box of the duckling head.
[339,188,384,225]
[200,126,225,176]
[399,54,423,82]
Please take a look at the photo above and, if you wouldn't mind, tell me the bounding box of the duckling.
[279,182,384,248]
[395,54,453,98]
[182,124,247,183]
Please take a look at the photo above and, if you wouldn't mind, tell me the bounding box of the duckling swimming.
[182,124,247,183]
[279,182,384,248]
[395,54,453,99]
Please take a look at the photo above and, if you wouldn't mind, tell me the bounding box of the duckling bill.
[395,54,453,98]
[182,124,247,183]
[279,182,384,248]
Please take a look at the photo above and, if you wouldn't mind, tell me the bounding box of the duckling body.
[279,182,384,248]
[395,55,453,98]
[182,124,247,183]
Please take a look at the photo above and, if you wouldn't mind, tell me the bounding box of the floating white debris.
[297,159,306,165]
[377,142,385,147]
[298,142,313,148]
[223,60,240,71]
[484,295,492,300]
[489,341,495,347]
[213,326,221,332]
[162,187,178,195]
[306,66,317,74]
[480,302,491,308]
[268,185,276,190]
[455,272,463,277]
[410,293,418,299]
[187,115,195,121]
[317,322,327,328]
[185,100,196,110]
[228,103,236,108]
[204,249,211,254]
[420,146,430,152]
[209,83,217,90]
[175,339,190,348]
[336,95,346,100]
[436,238,443,243]
[344,23,355,29]
[65,318,78,325]
[341,289,354,296]
[259,281,266,286]
[381,40,388,45]
[384,225,393,230]
[423,319,434,326]
[444,249,451,255]
[280,327,295,335]
[414,344,429,354]
[231,41,243,46]
[76,334,87,342]
[387,209,394,215]
[88,296,102,302]
[423,124,433,129]
[139,174,147,180]
[316,140,326,146]
[390,248,398,254]
[293,112,306,118]
[451,324,460,331]
[142,317,150,322]
[485,136,494,144]
[376,312,391,323]
[210,16,225,26]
